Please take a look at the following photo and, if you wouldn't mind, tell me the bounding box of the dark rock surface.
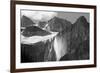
[38,21,47,28]
[21,38,56,62]
[48,17,72,32]
[60,16,90,60]
[21,15,35,27]
[22,26,51,37]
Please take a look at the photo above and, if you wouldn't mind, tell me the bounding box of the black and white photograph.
[11,1,96,72]
[21,10,90,63]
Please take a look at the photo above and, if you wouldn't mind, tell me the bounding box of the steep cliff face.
[70,16,89,49]
[60,16,90,60]
[21,38,56,62]
[71,16,89,60]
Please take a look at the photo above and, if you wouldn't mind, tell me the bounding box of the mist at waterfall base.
[21,11,89,63]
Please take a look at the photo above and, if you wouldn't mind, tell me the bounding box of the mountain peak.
[21,15,35,27]
[48,16,72,32]
[74,16,89,28]
[77,16,87,23]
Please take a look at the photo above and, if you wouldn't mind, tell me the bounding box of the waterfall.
[53,33,68,61]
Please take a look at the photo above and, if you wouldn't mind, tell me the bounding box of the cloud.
[21,11,57,22]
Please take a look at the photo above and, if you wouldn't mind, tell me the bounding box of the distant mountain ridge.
[21,15,35,27]
[47,16,72,32]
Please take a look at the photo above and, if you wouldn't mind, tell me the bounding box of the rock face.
[60,16,89,60]
[22,26,51,37]
[21,16,90,62]
[21,42,46,62]
[21,39,56,62]
[47,17,72,32]
[70,16,89,50]
[38,21,47,28]
[21,15,35,27]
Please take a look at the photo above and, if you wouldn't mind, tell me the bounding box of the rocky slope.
[21,15,35,27]
[47,16,72,32]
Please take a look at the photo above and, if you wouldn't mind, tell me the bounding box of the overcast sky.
[21,10,89,24]
[57,11,89,24]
